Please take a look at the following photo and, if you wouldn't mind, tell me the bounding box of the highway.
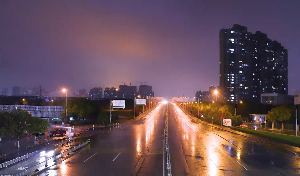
[20,102,300,176]
[43,104,167,176]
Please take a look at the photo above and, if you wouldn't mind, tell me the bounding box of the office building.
[261,93,294,105]
[1,88,8,96]
[195,85,219,102]
[74,89,88,97]
[12,86,21,96]
[220,24,288,103]
[89,87,103,100]
[118,83,137,99]
[138,85,154,98]
[104,87,118,98]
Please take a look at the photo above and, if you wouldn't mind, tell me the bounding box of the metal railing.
[164,109,172,176]
[0,150,39,169]
[15,140,90,176]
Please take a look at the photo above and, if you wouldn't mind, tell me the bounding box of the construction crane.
[139,82,147,85]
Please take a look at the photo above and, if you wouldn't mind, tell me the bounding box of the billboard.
[113,100,125,109]
[223,119,232,127]
[135,99,146,105]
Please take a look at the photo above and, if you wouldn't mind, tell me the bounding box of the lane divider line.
[112,152,121,161]
[236,160,247,170]
[84,153,97,163]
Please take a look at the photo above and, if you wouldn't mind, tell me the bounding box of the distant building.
[220,24,288,103]
[79,89,86,95]
[11,86,48,97]
[0,105,64,118]
[138,85,154,98]
[79,89,88,97]
[118,83,137,99]
[89,87,103,100]
[1,88,8,96]
[260,93,294,105]
[74,89,88,97]
[12,86,21,96]
[104,87,118,98]
[195,85,219,102]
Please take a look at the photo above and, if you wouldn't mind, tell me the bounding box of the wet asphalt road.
[171,104,300,176]
[38,103,300,176]
[43,104,167,176]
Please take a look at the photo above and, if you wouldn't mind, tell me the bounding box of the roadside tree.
[266,106,291,129]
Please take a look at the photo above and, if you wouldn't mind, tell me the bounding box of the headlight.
[47,150,54,157]
[40,151,46,156]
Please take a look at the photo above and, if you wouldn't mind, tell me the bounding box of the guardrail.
[164,107,172,176]
[15,140,90,176]
[0,135,76,170]
[0,150,39,169]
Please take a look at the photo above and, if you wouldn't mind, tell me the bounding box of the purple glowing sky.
[0,0,299,97]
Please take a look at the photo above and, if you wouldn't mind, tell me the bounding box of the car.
[50,129,66,137]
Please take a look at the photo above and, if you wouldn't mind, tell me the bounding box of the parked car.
[34,132,45,137]
[239,124,248,128]
[50,129,66,137]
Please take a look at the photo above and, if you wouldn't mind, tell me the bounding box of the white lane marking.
[84,153,97,163]
[236,160,248,170]
[112,152,121,161]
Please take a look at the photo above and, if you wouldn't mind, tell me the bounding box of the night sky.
[0,0,299,98]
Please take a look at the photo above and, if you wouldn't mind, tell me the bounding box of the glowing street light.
[214,90,218,102]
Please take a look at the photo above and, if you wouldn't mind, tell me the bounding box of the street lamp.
[214,90,218,102]
[235,100,243,116]
[197,97,200,119]
[62,88,67,120]
[296,104,298,136]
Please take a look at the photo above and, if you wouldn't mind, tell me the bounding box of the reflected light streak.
[39,157,45,162]
[209,151,219,176]
[61,160,67,175]
[192,145,195,156]
[137,138,141,153]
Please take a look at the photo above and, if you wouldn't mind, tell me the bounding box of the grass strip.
[231,127,300,147]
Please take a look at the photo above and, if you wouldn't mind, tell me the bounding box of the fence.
[0,151,39,169]
[15,140,90,176]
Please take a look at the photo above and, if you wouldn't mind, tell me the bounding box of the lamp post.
[296,104,298,136]
[62,88,67,120]
[235,101,243,116]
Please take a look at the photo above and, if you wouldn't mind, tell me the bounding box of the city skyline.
[0,1,300,98]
